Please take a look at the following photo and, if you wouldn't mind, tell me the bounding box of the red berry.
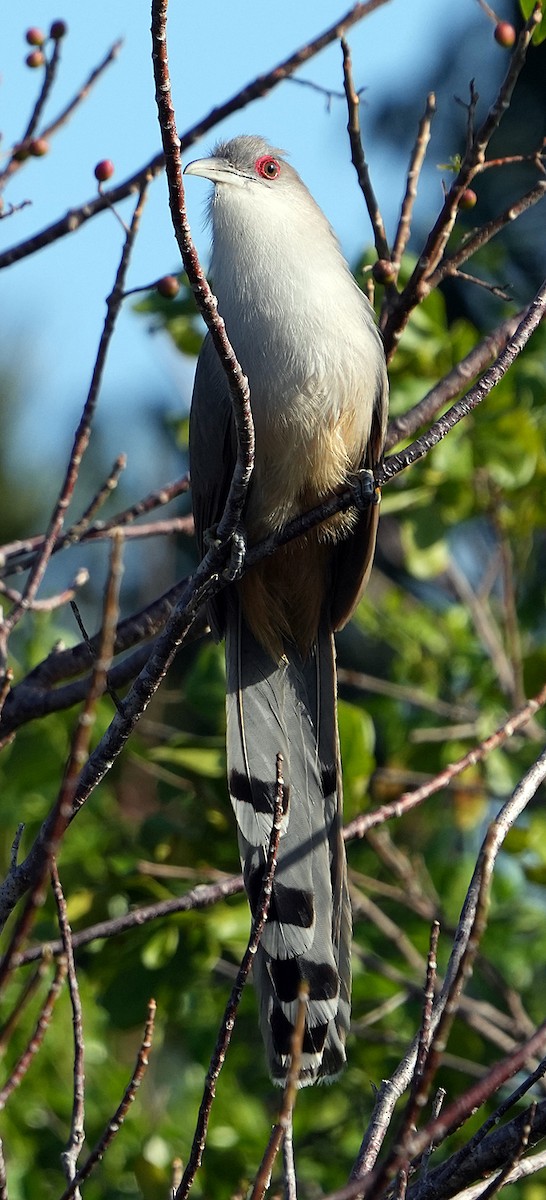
[156,275,180,299]
[26,49,45,68]
[29,137,49,157]
[94,159,115,183]
[372,259,397,285]
[49,19,68,39]
[459,188,477,211]
[494,21,516,48]
[25,27,45,46]
[13,144,30,163]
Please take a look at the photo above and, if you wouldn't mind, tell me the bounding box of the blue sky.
[0,0,513,497]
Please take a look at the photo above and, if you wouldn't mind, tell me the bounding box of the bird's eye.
[255,155,281,180]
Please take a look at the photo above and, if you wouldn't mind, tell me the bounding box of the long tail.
[225,604,351,1086]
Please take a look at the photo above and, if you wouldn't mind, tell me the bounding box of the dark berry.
[156,275,180,299]
[26,49,45,68]
[94,159,115,183]
[372,259,397,285]
[50,19,68,39]
[25,27,45,46]
[29,137,49,157]
[459,188,477,211]
[494,22,516,48]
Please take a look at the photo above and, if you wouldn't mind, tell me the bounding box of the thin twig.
[2,41,123,191]
[449,1103,536,1200]
[13,873,244,968]
[441,1148,546,1200]
[152,0,255,549]
[250,986,308,1200]
[0,955,51,1053]
[58,999,156,1200]
[430,179,546,291]
[451,270,511,302]
[175,754,286,1200]
[0,0,393,271]
[283,1117,298,1200]
[64,454,127,540]
[0,957,67,1110]
[338,666,476,722]
[385,310,522,449]
[0,41,62,189]
[350,746,546,1184]
[345,674,546,843]
[0,570,89,613]
[391,93,437,267]
[51,862,86,1196]
[0,471,189,578]
[42,40,124,142]
[447,558,516,702]
[422,1056,546,1198]
[383,921,440,1200]
[0,187,148,658]
[341,38,392,270]
[380,278,546,482]
[0,535,124,983]
[421,1088,446,1179]
[381,8,543,355]
[370,830,493,1198]
[0,1137,8,1200]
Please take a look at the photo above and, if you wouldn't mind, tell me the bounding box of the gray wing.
[330,367,389,631]
[189,333,238,637]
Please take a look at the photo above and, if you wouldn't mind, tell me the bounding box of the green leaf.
[519,0,546,43]
[338,699,376,813]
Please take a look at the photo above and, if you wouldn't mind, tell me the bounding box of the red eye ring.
[255,155,281,180]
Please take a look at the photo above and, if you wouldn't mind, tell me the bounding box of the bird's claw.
[222,526,246,582]
[204,523,246,582]
[350,468,381,512]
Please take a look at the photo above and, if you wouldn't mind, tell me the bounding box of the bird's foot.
[222,525,246,581]
[350,468,381,512]
[204,523,246,582]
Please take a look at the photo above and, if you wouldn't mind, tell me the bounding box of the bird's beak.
[184,156,245,187]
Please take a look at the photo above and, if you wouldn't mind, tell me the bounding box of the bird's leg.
[349,467,381,512]
[203,522,247,582]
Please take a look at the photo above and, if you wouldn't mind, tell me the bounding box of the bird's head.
[184,135,288,192]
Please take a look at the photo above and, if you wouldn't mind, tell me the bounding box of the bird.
[185,135,388,1086]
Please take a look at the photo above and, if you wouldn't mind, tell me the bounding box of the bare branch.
[58,999,156,1200]
[174,754,286,1200]
[0,535,123,972]
[152,0,254,547]
[0,958,67,1111]
[0,0,394,272]
[0,188,148,661]
[381,278,546,482]
[2,40,123,191]
[41,40,124,142]
[0,40,63,190]
[0,1138,7,1200]
[382,8,543,355]
[391,93,437,267]
[0,474,190,579]
[385,312,523,449]
[341,38,392,268]
[0,956,51,1054]
[249,986,308,1200]
[430,179,546,291]
[350,746,546,1184]
[13,873,244,968]
[345,675,546,843]
[52,862,86,1196]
